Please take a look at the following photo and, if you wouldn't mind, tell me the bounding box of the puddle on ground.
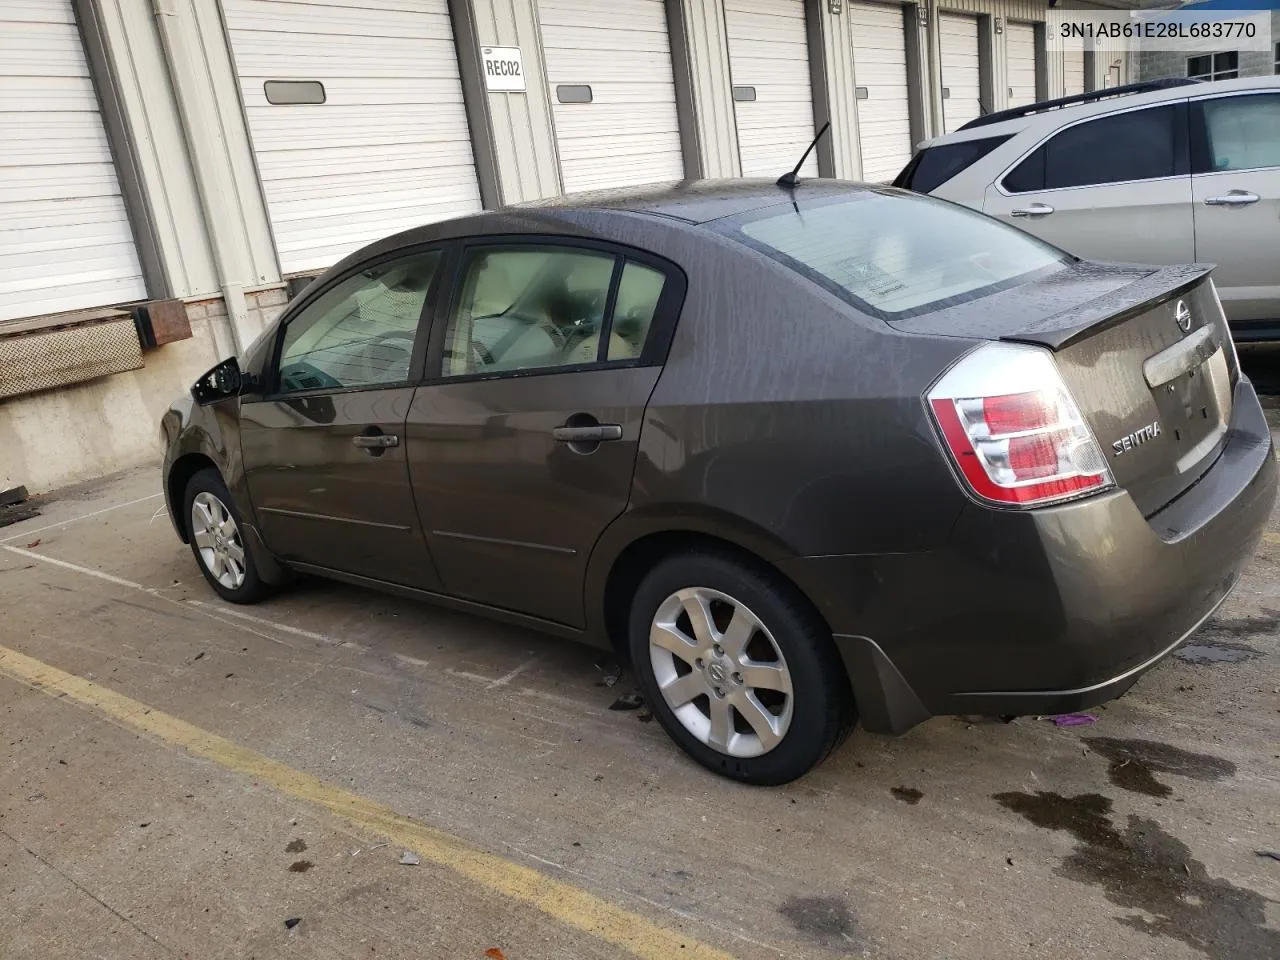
[995,791,1278,960]
[1196,612,1278,640]
[778,896,857,947]
[1085,738,1236,798]
[1174,642,1261,665]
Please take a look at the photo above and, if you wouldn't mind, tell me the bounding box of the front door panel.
[241,389,440,589]
[406,367,660,627]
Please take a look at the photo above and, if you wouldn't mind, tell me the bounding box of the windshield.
[722,191,1070,318]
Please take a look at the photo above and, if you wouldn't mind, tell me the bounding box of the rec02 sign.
[481,46,525,92]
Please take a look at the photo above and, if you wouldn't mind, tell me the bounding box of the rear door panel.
[406,367,660,626]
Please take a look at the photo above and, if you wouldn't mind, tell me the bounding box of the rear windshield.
[721,192,1069,319]
[893,135,1012,193]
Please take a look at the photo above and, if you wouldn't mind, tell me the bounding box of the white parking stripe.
[0,493,163,543]
[2,544,144,589]
[183,600,340,645]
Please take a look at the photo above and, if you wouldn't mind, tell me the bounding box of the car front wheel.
[184,468,271,604]
[628,550,855,785]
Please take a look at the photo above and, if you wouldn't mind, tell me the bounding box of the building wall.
[3,0,1066,496]
[1138,11,1280,80]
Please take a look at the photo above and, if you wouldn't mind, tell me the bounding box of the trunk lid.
[893,262,1237,517]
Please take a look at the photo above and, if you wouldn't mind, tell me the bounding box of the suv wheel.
[628,550,855,785]
[184,468,271,604]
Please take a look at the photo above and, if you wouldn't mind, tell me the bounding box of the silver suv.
[895,77,1280,341]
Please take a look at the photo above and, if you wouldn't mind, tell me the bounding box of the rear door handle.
[1011,202,1054,217]
[1203,191,1259,207]
[552,424,622,443]
[352,434,399,449]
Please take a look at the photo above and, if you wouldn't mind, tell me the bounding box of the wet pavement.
[1,410,1277,960]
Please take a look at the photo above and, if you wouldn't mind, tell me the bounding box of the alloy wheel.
[191,491,247,591]
[649,587,794,758]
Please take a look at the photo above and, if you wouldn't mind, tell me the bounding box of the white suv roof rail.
[957,78,1203,132]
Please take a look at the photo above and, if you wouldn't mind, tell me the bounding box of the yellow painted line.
[0,644,735,960]
[1264,531,1280,546]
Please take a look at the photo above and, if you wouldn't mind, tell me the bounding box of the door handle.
[552,424,623,443]
[352,434,399,449]
[1011,202,1055,217]
[1203,191,1259,207]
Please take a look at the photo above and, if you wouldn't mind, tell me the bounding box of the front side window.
[1004,105,1185,192]
[1188,51,1238,81]
[441,246,666,377]
[276,250,440,393]
[723,192,1068,318]
[1196,93,1280,173]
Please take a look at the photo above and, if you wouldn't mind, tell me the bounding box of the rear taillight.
[927,343,1113,508]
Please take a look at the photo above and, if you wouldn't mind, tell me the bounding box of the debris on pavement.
[595,659,622,687]
[1048,713,1097,727]
[284,918,301,929]
[25,539,40,549]
[399,850,420,866]
[484,949,507,960]
[1256,850,1280,862]
[609,693,644,711]
[637,710,654,723]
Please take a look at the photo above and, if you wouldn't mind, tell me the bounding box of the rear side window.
[723,192,1068,318]
[895,135,1012,193]
[1004,104,1188,192]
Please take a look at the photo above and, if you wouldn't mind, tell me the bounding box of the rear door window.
[721,192,1068,318]
[1003,104,1189,192]
[894,135,1012,193]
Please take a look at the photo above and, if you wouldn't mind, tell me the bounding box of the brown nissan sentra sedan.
[161,180,1277,784]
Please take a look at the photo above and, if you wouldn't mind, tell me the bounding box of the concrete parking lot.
[2,407,1278,959]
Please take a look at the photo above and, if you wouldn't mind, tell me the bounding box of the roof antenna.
[777,121,831,189]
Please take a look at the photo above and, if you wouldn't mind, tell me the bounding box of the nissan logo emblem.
[1174,300,1192,333]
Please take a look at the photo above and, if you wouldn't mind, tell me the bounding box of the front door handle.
[552,424,623,443]
[1203,190,1259,207]
[352,433,399,449]
[1011,202,1055,217]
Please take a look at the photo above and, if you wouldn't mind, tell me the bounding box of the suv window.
[724,192,1067,318]
[441,246,665,377]
[1194,93,1280,173]
[1004,105,1187,192]
[276,250,440,393]
[893,135,1012,193]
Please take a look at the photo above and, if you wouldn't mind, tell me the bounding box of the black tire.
[628,549,856,785]
[183,468,272,605]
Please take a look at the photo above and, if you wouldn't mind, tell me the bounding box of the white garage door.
[1063,46,1085,97]
[724,0,818,179]
[849,2,912,183]
[1006,22,1037,108]
[539,0,684,193]
[939,13,981,134]
[0,0,146,322]
[223,0,482,275]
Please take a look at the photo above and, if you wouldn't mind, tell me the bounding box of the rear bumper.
[782,377,1277,733]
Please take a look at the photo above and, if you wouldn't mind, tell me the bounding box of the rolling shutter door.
[1006,23,1037,108]
[1,0,146,323]
[1064,46,1085,96]
[538,0,684,193]
[223,0,482,275]
[939,13,981,134]
[724,0,818,179]
[848,2,912,183]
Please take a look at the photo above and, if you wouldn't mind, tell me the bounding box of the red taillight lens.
[927,345,1113,508]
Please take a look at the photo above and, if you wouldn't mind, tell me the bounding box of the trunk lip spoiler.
[999,263,1216,352]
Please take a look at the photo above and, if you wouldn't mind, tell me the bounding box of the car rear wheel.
[628,550,855,785]
[184,468,271,604]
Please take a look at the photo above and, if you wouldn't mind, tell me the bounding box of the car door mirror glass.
[191,357,250,405]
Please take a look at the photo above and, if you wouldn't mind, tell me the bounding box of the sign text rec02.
[481,47,526,93]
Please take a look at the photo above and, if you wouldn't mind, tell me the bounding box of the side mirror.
[191,357,254,405]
